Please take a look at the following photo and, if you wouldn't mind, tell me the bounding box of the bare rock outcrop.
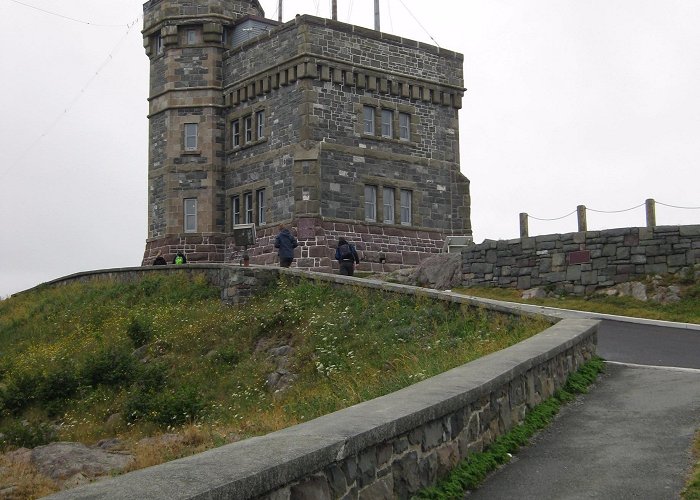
[28,442,133,483]
[384,253,463,290]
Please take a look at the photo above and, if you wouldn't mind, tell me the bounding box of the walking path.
[461,310,700,499]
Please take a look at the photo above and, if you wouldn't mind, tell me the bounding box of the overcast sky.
[1,0,699,298]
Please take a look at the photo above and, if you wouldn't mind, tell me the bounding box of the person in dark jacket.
[274,224,298,267]
[173,251,187,265]
[152,250,167,266]
[335,237,360,276]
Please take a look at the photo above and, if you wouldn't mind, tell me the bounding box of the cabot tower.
[142,0,472,271]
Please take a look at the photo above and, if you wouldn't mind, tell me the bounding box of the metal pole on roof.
[278,0,283,22]
[332,0,337,20]
[374,0,380,30]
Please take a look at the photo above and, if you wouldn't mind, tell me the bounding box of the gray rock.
[30,442,133,481]
[521,288,547,300]
[384,253,462,290]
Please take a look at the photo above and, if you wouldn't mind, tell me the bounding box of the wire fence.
[520,199,699,237]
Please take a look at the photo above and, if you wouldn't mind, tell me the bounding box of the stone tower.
[142,0,472,272]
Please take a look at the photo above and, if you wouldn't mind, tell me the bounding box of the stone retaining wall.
[41,266,597,500]
[463,225,700,294]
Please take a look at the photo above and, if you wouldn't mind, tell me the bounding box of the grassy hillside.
[0,273,549,496]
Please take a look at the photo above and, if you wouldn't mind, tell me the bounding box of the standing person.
[274,224,298,268]
[152,250,167,266]
[335,237,360,276]
[173,251,187,265]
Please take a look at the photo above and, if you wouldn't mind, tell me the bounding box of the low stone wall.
[29,264,281,305]
[41,266,598,500]
[463,225,700,294]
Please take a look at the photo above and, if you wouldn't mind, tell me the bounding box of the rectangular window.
[184,123,198,151]
[399,112,410,141]
[381,109,393,138]
[256,189,266,225]
[255,110,265,140]
[244,192,253,224]
[232,196,240,227]
[383,187,395,224]
[400,189,412,226]
[155,34,163,55]
[363,106,375,135]
[186,29,196,45]
[184,198,197,233]
[244,116,253,143]
[364,185,377,222]
[232,120,240,147]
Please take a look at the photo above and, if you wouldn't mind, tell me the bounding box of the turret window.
[184,123,198,151]
[184,198,197,232]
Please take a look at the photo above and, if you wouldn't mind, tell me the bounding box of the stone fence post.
[519,212,529,238]
[577,205,587,232]
[646,198,656,227]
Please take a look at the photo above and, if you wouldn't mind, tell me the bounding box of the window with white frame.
[155,34,163,55]
[244,192,253,224]
[184,198,197,232]
[184,123,198,151]
[256,189,266,225]
[232,120,240,147]
[364,185,377,222]
[232,196,241,227]
[186,29,196,45]
[363,106,375,135]
[399,112,411,141]
[244,116,253,143]
[400,189,412,225]
[383,187,395,224]
[381,109,393,138]
[255,110,265,140]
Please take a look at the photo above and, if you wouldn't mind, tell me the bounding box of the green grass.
[413,357,606,499]
[455,278,700,324]
[683,431,700,500]
[0,273,550,497]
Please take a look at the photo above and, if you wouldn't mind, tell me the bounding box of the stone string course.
[39,265,597,500]
[463,225,700,295]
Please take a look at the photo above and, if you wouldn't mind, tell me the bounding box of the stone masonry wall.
[230,217,447,273]
[463,225,700,294]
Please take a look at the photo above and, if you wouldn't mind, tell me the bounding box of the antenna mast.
[332,0,338,20]
[278,0,283,22]
[374,0,380,31]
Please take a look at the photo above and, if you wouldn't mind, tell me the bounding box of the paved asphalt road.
[464,318,700,500]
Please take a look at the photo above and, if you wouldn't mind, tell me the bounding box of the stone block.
[630,254,647,264]
[668,254,687,267]
[517,275,531,289]
[566,266,582,281]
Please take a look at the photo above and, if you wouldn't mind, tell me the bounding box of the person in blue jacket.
[335,237,360,276]
[274,224,298,267]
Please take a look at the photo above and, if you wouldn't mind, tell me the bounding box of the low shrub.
[0,420,57,450]
[127,316,154,348]
[81,345,136,388]
[124,385,207,427]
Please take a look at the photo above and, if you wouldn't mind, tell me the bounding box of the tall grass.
[0,274,549,496]
[456,275,700,325]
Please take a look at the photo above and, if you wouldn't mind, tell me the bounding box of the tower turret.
[142,0,265,263]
